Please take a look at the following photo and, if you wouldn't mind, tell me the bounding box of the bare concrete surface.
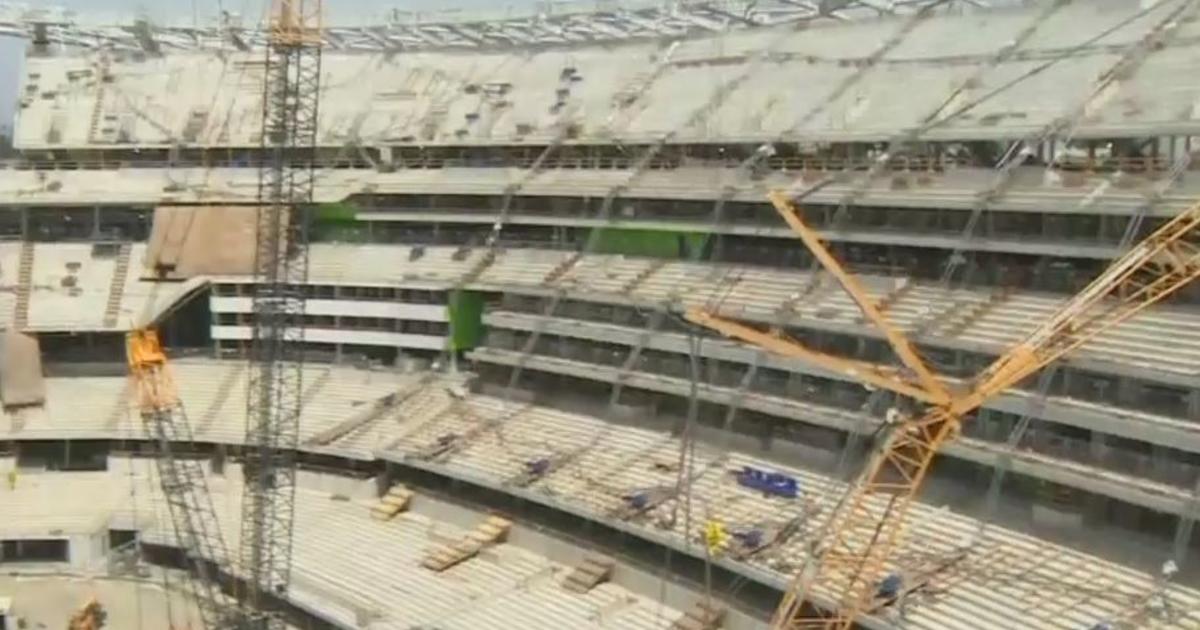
[0,574,201,630]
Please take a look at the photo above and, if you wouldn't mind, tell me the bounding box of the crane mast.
[239,0,322,625]
[127,329,239,628]
[686,192,1200,629]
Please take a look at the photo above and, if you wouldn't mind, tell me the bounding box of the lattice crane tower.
[687,192,1200,629]
[239,0,322,627]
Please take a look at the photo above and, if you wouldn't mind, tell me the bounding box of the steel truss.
[239,1,321,627]
[688,193,1200,629]
[2,0,1006,54]
[127,329,240,629]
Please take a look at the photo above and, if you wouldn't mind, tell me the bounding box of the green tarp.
[315,201,358,223]
[312,201,366,242]
[587,227,709,258]
[447,291,486,351]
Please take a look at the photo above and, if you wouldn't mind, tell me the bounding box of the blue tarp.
[735,466,799,498]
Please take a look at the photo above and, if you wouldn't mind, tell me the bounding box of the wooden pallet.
[670,600,725,630]
[369,485,414,522]
[421,515,511,572]
[561,556,615,594]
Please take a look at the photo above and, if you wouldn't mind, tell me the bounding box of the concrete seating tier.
[19,1,1185,149]
[308,244,483,286]
[476,249,576,287]
[0,360,413,447]
[0,243,193,332]
[4,240,1194,377]
[0,463,679,630]
[379,391,1200,630]
[299,244,1200,379]
[4,359,1200,628]
[26,243,115,329]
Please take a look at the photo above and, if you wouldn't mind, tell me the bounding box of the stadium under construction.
[0,0,1199,628]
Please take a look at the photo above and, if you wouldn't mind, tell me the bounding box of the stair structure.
[13,242,35,330]
[369,485,414,522]
[420,101,451,141]
[86,50,115,144]
[305,375,436,447]
[612,71,653,108]
[561,555,615,594]
[875,277,914,315]
[776,277,831,319]
[670,600,726,630]
[913,295,964,337]
[298,367,334,409]
[420,515,512,572]
[412,400,528,463]
[942,287,1015,337]
[620,258,667,295]
[459,248,498,286]
[380,383,457,452]
[601,45,678,134]
[102,381,133,431]
[542,251,583,286]
[609,485,678,521]
[194,362,245,435]
[102,243,133,328]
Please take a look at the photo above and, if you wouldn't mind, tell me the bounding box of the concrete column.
[212,446,226,476]
[1151,444,1171,479]
[1116,377,1138,408]
[1089,429,1106,462]
[1172,472,1200,568]
[949,349,965,374]
[375,464,392,498]
[69,532,106,571]
[786,372,807,399]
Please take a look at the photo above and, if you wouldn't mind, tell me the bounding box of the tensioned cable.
[445,13,826,475]
[654,1,1172,599]
[967,0,1199,533]
[628,3,972,613]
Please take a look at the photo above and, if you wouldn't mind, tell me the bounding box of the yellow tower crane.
[126,325,237,628]
[685,190,1200,629]
[66,597,105,630]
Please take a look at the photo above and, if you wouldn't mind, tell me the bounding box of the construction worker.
[704,519,728,556]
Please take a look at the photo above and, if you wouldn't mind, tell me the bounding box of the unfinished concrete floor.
[0,573,201,630]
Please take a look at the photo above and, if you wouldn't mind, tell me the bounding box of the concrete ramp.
[0,329,44,408]
[145,205,262,278]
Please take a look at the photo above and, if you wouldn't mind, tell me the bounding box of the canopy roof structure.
[0,0,1007,52]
